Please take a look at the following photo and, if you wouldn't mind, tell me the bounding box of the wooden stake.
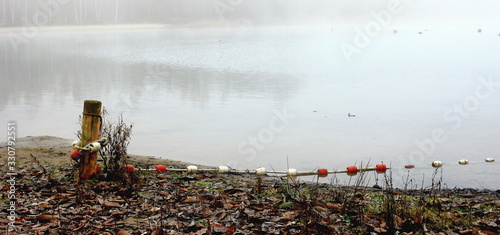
[79,100,102,180]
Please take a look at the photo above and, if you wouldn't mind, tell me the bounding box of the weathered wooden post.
[79,100,102,180]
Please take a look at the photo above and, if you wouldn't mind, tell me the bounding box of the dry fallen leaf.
[157,174,170,179]
[103,218,116,226]
[182,197,200,203]
[111,211,127,216]
[478,230,498,235]
[30,225,50,232]
[110,199,126,203]
[244,208,255,217]
[193,228,208,235]
[103,201,121,208]
[326,202,342,211]
[36,214,58,222]
[314,205,329,212]
[380,222,387,228]
[281,211,296,220]
[38,202,51,208]
[116,230,131,235]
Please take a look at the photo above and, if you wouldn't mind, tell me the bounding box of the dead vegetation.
[1,129,499,234]
[0,158,499,234]
[98,109,134,179]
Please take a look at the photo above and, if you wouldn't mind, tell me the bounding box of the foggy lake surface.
[1,25,499,189]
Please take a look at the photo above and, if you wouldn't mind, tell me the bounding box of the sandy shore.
[0,135,209,171]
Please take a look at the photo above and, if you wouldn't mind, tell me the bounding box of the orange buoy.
[70,148,84,162]
[376,164,387,173]
[155,165,167,172]
[376,164,387,171]
[317,168,328,177]
[347,171,358,176]
[347,165,358,173]
[405,165,415,169]
[124,165,134,173]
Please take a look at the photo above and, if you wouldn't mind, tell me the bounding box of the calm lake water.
[1,24,499,189]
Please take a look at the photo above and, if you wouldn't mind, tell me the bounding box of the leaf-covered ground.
[1,140,499,234]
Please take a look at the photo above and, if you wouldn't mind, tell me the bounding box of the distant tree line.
[0,0,390,27]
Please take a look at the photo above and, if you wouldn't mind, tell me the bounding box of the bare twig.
[30,153,47,174]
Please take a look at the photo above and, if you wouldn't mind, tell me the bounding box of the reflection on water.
[1,26,499,189]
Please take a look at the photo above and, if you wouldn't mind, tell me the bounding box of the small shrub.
[98,109,134,179]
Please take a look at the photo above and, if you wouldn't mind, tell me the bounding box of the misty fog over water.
[1,0,499,189]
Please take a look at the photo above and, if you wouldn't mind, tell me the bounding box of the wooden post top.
[83,100,102,115]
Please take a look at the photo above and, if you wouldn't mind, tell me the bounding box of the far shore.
[0,24,174,33]
[0,20,252,33]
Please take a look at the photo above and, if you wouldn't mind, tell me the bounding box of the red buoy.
[96,165,102,173]
[347,171,358,176]
[70,149,83,161]
[376,164,387,173]
[124,165,134,173]
[155,165,167,172]
[405,165,415,169]
[347,165,358,173]
[376,164,387,171]
[317,168,328,177]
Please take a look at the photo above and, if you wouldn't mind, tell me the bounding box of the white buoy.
[255,167,266,175]
[187,165,198,173]
[432,161,443,168]
[217,166,229,173]
[88,142,101,153]
[71,140,81,149]
[287,168,298,176]
[458,159,469,165]
[485,158,495,162]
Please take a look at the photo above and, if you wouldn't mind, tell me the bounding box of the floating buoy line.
[114,158,495,178]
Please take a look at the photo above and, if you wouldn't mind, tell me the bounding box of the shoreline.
[1,136,499,192]
[0,135,211,171]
